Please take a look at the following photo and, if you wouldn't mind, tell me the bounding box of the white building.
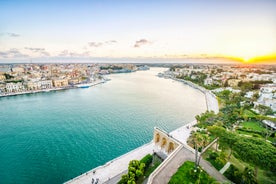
[258,84,276,111]
[204,78,213,85]
[26,80,53,90]
[39,80,53,89]
[12,67,25,73]
[5,82,25,93]
[245,91,254,98]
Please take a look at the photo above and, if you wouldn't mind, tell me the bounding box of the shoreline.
[0,80,107,98]
[65,75,219,184]
[172,77,219,113]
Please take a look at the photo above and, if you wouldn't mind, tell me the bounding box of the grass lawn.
[241,121,266,131]
[239,121,276,143]
[243,109,257,118]
[227,151,250,171]
[169,161,218,184]
[236,129,263,138]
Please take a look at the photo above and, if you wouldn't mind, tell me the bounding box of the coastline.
[172,77,219,113]
[65,75,219,184]
[0,80,106,98]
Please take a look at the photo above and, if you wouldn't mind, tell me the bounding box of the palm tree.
[188,132,204,167]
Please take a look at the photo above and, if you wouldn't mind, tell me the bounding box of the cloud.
[134,39,151,48]
[88,42,103,47]
[0,32,20,37]
[105,40,117,44]
[24,47,45,52]
[58,50,90,57]
[0,48,29,58]
[88,40,117,47]
[8,33,20,37]
[24,47,51,56]
[40,51,51,56]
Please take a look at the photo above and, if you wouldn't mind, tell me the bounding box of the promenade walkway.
[205,91,219,113]
[169,120,197,145]
[65,142,155,184]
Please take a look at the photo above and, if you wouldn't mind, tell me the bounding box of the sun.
[243,57,251,62]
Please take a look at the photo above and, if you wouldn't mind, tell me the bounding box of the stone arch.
[167,142,174,153]
[161,137,167,148]
[155,133,160,143]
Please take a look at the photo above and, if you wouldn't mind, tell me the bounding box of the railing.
[147,144,184,184]
[201,137,219,154]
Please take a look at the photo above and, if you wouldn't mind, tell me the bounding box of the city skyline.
[0,0,276,63]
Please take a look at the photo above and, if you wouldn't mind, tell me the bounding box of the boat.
[75,84,90,88]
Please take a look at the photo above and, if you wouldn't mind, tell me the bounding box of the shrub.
[140,154,153,168]
[224,164,242,183]
[209,151,219,160]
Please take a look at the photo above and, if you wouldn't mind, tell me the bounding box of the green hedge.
[140,154,153,168]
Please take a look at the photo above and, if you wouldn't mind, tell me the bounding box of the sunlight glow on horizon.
[0,0,276,63]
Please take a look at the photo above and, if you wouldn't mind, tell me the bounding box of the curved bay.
[0,67,206,184]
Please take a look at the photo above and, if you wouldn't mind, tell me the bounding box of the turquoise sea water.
[0,68,206,184]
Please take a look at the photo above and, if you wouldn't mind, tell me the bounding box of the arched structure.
[153,127,179,154]
[167,142,174,153]
[161,138,167,148]
[155,133,160,143]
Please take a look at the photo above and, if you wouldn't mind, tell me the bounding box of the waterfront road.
[65,142,155,184]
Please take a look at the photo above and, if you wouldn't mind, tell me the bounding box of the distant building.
[245,91,254,98]
[204,78,213,85]
[12,67,25,73]
[227,79,241,87]
[26,80,52,90]
[0,83,5,93]
[0,74,5,81]
[5,82,25,93]
[258,84,276,111]
[68,78,80,85]
[26,81,40,90]
[39,80,53,89]
[52,79,68,87]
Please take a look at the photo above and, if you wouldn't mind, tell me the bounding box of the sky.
[0,0,276,63]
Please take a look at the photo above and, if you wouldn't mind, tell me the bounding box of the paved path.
[219,162,231,174]
[149,147,229,184]
[205,91,219,114]
[65,142,155,184]
[169,120,197,145]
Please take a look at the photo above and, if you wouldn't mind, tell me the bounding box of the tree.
[252,92,259,101]
[256,104,274,115]
[188,132,206,167]
[241,167,257,184]
[207,126,237,159]
[119,160,145,184]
